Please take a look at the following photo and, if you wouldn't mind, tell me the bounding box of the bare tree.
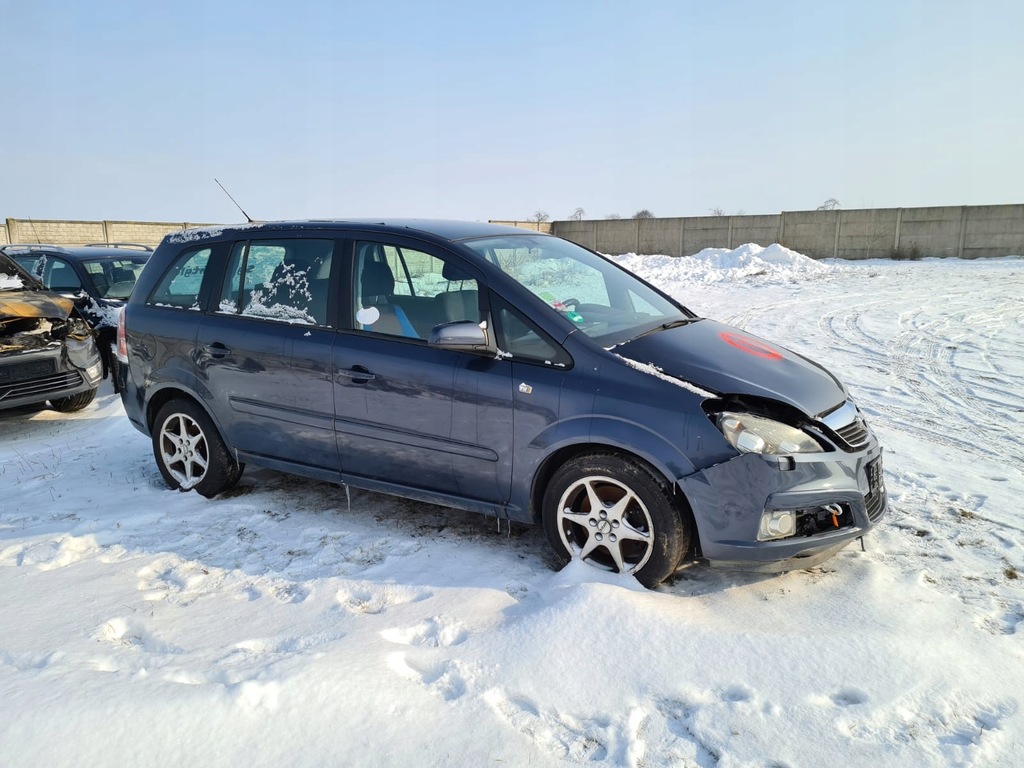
[709,207,725,217]
[529,210,550,223]
[604,213,622,219]
[633,209,655,219]
[817,198,841,211]
[568,207,586,221]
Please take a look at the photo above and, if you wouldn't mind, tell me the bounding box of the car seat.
[438,261,478,323]
[359,259,418,338]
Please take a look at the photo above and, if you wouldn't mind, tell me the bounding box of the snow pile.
[611,242,840,289]
[1,273,24,289]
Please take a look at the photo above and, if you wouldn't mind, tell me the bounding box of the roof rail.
[0,243,68,253]
[85,243,154,251]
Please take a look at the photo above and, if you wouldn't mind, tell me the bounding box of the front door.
[333,238,511,502]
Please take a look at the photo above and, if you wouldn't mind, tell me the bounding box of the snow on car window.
[219,239,332,326]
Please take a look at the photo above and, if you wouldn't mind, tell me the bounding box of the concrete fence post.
[678,218,685,257]
[592,221,598,251]
[727,217,733,249]
[5,218,17,243]
[634,219,640,254]
[894,208,903,254]
[833,211,841,259]
[102,221,113,244]
[958,206,969,259]
[778,212,786,245]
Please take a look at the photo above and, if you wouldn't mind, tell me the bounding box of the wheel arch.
[528,441,701,559]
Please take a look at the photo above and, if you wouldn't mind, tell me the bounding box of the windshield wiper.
[631,317,699,341]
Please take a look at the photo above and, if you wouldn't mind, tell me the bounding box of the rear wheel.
[543,453,689,588]
[50,388,98,412]
[152,399,243,498]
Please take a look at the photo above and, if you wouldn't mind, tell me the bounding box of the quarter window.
[148,247,212,309]
[491,293,571,367]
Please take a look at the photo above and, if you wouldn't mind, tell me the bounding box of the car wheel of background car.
[152,399,243,498]
[543,453,690,588]
[49,388,98,413]
[109,357,121,394]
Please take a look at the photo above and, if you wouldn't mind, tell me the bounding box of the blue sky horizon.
[2,0,1022,224]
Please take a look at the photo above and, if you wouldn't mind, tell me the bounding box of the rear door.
[196,236,339,476]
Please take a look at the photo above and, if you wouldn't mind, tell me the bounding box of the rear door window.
[218,239,334,326]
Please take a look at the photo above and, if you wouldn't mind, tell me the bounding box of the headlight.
[717,412,822,455]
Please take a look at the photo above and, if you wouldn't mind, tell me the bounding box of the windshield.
[462,235,694,345]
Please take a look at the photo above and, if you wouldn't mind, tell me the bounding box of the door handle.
[336,365,376,382]
[204,342,231,358]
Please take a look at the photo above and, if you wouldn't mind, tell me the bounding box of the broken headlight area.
[704,398,830,456]
[758,503,853,541]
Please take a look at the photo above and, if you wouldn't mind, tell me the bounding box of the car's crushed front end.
[0,261,103,411]
[682,397,887,570]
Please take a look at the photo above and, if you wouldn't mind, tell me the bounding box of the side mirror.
[428,321,493,353]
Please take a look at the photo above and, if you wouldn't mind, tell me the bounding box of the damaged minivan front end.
[682,395,886,570]
[612,317,887,571]
[1,256,103,412]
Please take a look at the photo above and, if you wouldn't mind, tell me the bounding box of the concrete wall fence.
[4,204,1022,259]
[495,203,1024,260]
[1,218,213,249]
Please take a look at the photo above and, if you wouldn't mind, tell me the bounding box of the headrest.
[361,260,395,297]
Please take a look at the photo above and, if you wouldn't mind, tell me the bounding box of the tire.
[109,357,121,394]
[542,453,690,588]
[50,388,98,412]
[152,399,244,498]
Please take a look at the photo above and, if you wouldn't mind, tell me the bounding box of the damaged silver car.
[1,251,103,412]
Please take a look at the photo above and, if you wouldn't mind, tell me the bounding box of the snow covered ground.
[2,247,1022,767]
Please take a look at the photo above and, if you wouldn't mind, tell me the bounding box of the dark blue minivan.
[118,220,886,586]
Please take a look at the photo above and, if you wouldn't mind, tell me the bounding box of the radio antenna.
[26,216,42,243]
[214,178,254,223]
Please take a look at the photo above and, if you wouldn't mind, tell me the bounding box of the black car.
[1,251,104,412]
[119,220,886,587]
[4,243,151,389]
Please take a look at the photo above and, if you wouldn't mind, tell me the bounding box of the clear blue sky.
[2,0,1021,223]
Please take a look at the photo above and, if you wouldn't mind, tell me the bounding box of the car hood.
[613,318,847,417]
[0,291,76,323]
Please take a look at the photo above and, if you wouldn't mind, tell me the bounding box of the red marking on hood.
[719,331,783,360]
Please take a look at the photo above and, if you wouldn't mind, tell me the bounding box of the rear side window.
[218,239,333,326]
[148,247,212,310]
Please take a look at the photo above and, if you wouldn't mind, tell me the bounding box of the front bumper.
[0,338,103,410]
[679,438,887,571]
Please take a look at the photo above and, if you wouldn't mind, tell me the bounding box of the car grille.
[836,417,870,449]
[0,359,56,384]
[865,458,886,521]
[0,371,83,402]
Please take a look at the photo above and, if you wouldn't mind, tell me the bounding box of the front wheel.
[543,453,690,588]
[152,399,243,498]
[50,388,98,412]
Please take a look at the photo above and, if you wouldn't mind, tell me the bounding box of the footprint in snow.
[484,688,611,762]
[388,653,468,702]
[381,616,468,648]
[335,584,428,614]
